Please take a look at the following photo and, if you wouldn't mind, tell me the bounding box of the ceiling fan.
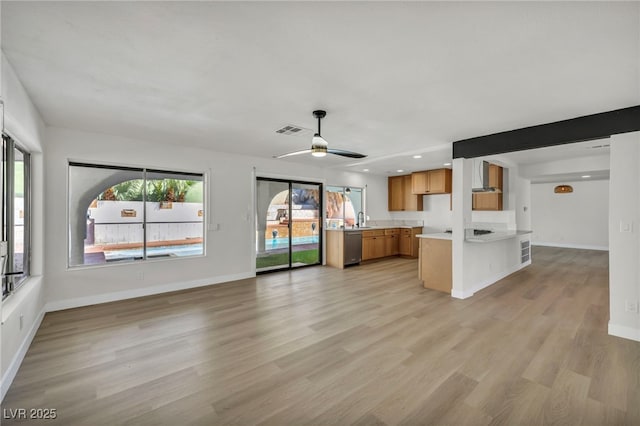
[274,110,367,159]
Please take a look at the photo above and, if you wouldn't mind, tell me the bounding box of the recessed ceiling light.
[443,162,452,166]
[412,155,422,159]
[397,169,404,173]
[362,168,369,172]
[582,175,591,178]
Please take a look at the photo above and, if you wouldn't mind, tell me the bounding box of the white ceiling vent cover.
[275,125,312,136]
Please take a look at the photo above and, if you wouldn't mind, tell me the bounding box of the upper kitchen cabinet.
[411,168,452,195]
[388,175,424,211]
[472,164,503,211]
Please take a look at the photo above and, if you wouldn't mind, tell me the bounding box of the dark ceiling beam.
[452,105,640,159]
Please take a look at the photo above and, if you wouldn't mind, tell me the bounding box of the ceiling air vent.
[275,125,312,136]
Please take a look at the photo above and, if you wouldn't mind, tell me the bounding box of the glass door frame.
[256,177,323,274]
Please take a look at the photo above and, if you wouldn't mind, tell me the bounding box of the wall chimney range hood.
[472,159,501,193]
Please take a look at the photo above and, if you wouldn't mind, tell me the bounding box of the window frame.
[325,185,365,229]
[2,135,31,299]
[67,161,206,269]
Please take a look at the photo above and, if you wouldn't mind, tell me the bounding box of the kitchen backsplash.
[367,219,424,227]
[470,210,516,229]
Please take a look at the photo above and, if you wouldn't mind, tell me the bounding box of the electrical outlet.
[19,314,24,330]
[625,299,639,313]
[136,271,144,281]
[620,221,633,233]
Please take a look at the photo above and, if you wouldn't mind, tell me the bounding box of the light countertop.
[417,233,452,240]
[417,230,532,242]
[465,230,532,243]
[327,225,423,232]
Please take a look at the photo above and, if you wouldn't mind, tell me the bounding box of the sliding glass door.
[256,178,322,273]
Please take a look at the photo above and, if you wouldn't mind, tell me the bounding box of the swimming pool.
[267,236,319,250]
[104,243,203,261]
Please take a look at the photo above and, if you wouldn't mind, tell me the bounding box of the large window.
[2,135,31,298]
[68,163,204,267]
[326,185,364,229]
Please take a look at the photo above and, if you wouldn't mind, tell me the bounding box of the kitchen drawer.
[384,228,400,235]
[363,229,385,237]
[401,228,412,235]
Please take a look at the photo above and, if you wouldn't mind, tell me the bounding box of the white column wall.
[608,131,640,341]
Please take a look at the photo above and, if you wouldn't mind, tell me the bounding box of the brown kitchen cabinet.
[418,237,452,294]
[399,232,411,256]
[362,229,386,260]
[472,164,503,211]
[398,227,421,257]
[388,175,423,212]
[384,228,400,256]
[411,168,452,195]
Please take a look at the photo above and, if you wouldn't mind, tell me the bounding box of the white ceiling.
[3,2,639,175]
[499,139,611,183]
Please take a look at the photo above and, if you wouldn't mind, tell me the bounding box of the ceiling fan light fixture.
[312,134,327,147]
[311,147,327,157]
[275,110,366,159]
[311,133,328,157]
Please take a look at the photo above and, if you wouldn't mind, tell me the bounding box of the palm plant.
[98,179,198,202]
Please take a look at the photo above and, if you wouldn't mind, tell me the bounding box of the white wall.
[389,193,452,232]
[531,180,609,250]
[608,132,640,342]
[1,54,46,400]
[45,126,388,310]
[520,154,609,181]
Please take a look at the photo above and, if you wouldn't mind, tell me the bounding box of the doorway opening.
[256,177,322,273]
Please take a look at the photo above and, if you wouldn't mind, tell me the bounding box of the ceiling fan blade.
[273,149,312,159]
[327,149,367,159]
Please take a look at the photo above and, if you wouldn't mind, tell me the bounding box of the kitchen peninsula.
[417,229,533,294]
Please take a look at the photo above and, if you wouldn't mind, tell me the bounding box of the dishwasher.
[343,231,362,266]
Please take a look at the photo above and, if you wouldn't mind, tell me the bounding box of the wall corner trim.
[451,289,473,299]
[1,307,46,402]
[608,322,640,342]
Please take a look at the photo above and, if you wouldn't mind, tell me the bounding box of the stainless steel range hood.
[471,159,501,193]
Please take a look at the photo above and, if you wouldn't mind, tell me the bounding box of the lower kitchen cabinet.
[399,233,411,256]
[362,229,385,261]
[418,237,452,293]
[384,229,400,256]
[399,227,421,257]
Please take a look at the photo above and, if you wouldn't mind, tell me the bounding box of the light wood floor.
[3,247,639,425]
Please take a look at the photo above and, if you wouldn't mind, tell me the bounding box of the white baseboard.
[532,241,608,251]
[451,260,531,300]
[45,272,254,312]
[1,307,45,401]
[608,322,640,342]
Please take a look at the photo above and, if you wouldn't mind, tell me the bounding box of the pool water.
[268,236,319,250]
[104,243,203,261]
